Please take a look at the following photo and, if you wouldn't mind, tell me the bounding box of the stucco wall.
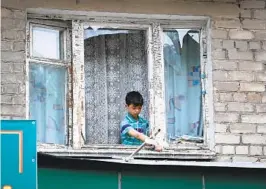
[1,0,266,163]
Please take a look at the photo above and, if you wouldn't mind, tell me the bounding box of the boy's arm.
[127,128,146,142]
[127,128,158,146]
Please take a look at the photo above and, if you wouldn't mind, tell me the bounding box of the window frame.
[160,25,211,148]
[27,12,215,159]
[26,19,72,147]
[77,19,213,150]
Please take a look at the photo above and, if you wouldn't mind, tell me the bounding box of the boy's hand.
[144,138,158,146]
[155,144,163,152]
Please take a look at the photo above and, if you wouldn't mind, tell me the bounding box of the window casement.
[26,19,72,147]
[27,13,215,160]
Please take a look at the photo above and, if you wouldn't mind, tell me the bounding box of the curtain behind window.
[84,31,148,144]
[164,31,203,141]
[29,64,66,144]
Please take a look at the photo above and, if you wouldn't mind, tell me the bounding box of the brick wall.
[1,0,266,162]
[212,0,266,162]
[1,8,27,119]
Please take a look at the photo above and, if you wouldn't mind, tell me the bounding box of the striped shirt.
[120,113,149,145]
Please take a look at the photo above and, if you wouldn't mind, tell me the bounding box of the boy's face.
[126,104,142,119]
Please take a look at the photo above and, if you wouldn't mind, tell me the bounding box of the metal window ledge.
[38,145,216,160]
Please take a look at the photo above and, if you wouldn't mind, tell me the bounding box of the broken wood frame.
[26,12,214,158]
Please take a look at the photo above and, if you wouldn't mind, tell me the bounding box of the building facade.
[1,0,266,165]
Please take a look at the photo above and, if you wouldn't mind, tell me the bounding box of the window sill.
[38,143,216,160]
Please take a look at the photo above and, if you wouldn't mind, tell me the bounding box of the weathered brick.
[215,103,227,112]
[232,156,258,162]
[240,10,252,18]
[1,41,13,51]
[250,146,263,156]
[13,64,24,73]
[215,20,241,29]
[13,10,26,20]
[257,125,266,133]
[1,95,13,104]
[228,49,253,60]
[212,29,228,39]
[215,123,228,133]
[222,40,234,49]
[212,39,223,49]
[1,84,19,94]
[1,73,25,84]
[240,1,265,9]
[213,71,228,81]
[215,113,239,123]
[242,134,266,144]
[262,41,266,50]
[242,114,266,124]
[235,41,248,51]
[233,93,247,102]
[255,52,266,61]
[227,71,254,81]
[263,95,266,103]
[13,42,25,51]
[213,91,220,102]
[230,123,256,133]
[213,60,237,71]
[212,49,226,60]
[243,19,266,30]
[1,104,25,116]
[254,10,266,20]
[1,51,25,62]
[256,104,266,113]
[238,61,264,71]
[220,92,233,102]
[254,31,266,40]
[1,18,26,30]
[249,42,261,50]
[229,30,254,40]
[247,93,262,103]
[222,145,235,154]
[2,30,25,41]
[228,102,254,112]
[240,83,265,92]
[215,134,240,144]
[1,63,13,73]
[214,82,239,92]
[13,95,26,105]
[1,8,13,18]
[213,0,236,2]
[236,146,249,155]
[18,84,26,94]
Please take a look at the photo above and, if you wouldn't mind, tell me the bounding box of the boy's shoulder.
[138,115,148,123]
[120,114,148,125]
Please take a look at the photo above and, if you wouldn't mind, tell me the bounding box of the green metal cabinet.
[38,168,118,189]
[1,120,37,189]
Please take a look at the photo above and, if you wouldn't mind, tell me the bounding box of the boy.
[120,91,162,151]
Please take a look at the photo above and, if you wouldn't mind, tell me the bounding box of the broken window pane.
[163,29,203,143]
[29,63,67,144]
[84,28,148,144]
[32,27,62,59]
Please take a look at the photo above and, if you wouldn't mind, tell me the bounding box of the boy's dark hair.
[125,91,144,106]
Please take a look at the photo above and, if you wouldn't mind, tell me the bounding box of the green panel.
[1,120,37,189]
[205,173,266,189]
[122,171,202,189]
[38,168,118,189]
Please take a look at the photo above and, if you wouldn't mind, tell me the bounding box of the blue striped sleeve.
[121,124,133,135]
